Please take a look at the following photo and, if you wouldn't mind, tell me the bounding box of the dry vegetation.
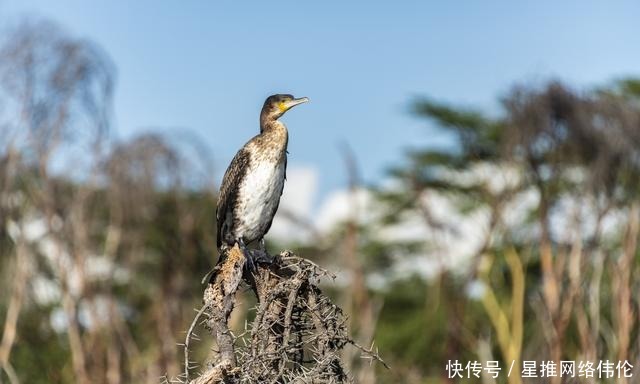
[180,246,384,384]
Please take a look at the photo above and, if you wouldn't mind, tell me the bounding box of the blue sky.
[2,0,639,202]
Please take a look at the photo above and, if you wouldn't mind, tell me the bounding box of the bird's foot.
[258,238,267,253]
[204,241,251,284]
[201,267,218,285]
[234,239,257,274]
[244,247,276,276]
[244,253,257,275]
[248,248,275,265]
[250,238,275,265]
[233,239,277,276]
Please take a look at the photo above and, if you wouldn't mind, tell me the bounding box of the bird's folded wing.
[216,148,251,248]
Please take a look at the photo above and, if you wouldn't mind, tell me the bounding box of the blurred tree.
[373,79,640,383]
[0,19,217,384]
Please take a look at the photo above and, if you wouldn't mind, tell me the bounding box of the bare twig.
[185,305,209,382]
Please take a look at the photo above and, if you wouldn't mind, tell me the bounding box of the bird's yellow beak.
[280,97,309,112]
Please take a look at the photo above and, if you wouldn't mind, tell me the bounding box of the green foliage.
[11,307,72,384]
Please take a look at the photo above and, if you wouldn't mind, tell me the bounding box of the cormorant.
[216,94,309,258]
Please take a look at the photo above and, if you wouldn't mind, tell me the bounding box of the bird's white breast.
[235,156,286,241]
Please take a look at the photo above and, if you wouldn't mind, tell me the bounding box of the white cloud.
[312,185,489,277]
[314,187,376,234]
[269,165,319,243]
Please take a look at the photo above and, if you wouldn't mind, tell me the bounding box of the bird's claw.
[244,249,275,275]
[244,252,257,274]
[249,248,274,265]
[201,267,217,285]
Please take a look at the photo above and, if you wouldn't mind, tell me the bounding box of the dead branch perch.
[184,246,386,384]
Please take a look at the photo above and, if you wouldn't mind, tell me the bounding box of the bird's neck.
[258,118,288,151]
[260,118,287,136]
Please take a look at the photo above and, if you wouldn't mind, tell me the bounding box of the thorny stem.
[185,304,209,382]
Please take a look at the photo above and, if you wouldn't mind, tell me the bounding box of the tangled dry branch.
[177,245,386,384]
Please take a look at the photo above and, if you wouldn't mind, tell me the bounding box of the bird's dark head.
[261,94,309,122]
